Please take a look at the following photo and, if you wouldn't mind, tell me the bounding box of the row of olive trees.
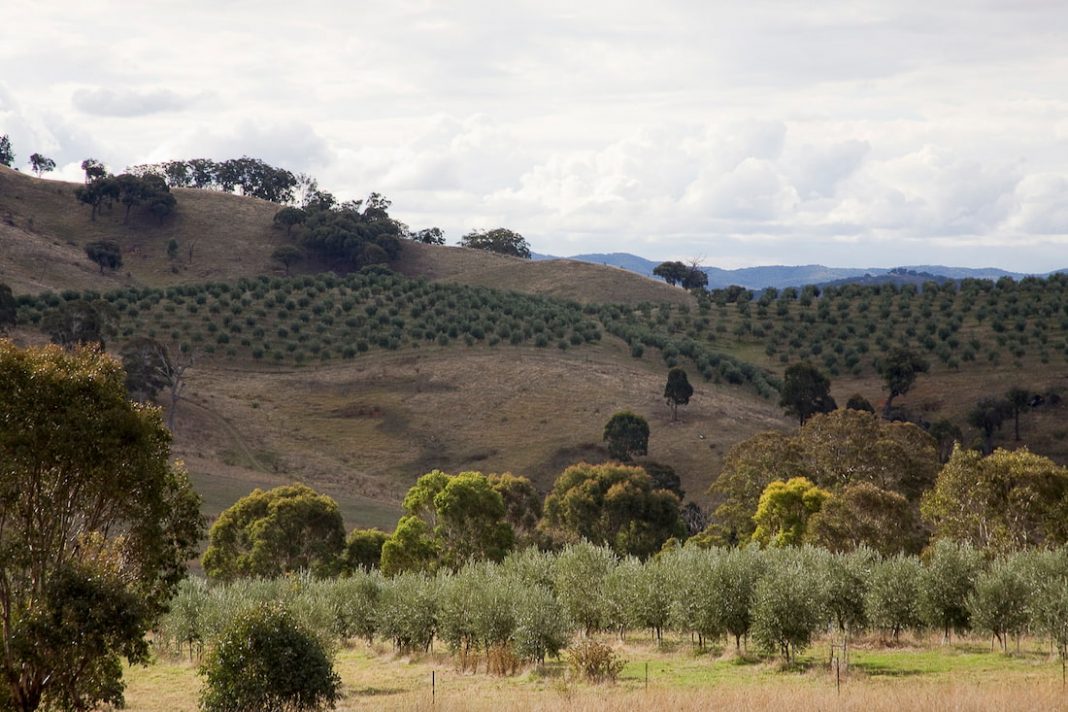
[157,541,1068,668]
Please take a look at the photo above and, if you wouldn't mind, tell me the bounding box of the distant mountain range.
[532,252,1066,290]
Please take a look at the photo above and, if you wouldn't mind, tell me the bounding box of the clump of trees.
[652,260,708,290]
[459,228,531,258]
[128,156,298,203]
[75,166,177,224]
[707,409,938,550]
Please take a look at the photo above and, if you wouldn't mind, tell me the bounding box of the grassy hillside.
[4,165,1068,532]
[0,166,687,306]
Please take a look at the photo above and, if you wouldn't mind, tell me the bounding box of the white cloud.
[1,0,1067,270]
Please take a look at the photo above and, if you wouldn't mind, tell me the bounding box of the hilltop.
[0,166,687,306]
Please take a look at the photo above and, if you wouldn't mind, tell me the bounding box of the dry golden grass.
[397,241,694,307]
[0,166,691,308]
[123,636,1068,712]
[168,342,787,526]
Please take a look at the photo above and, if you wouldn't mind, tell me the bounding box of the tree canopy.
[779,362,836,425]
[751,477,830,547]
[383,470,515,573]
[878,347,929,417]
[202,484,346,580]
[28,153,55,177]
[541,462,685,557]
[663,367,694,421]
[602,411,649,461]
[0,134,12,166]
[0,342,202,711]
[922,446,1068,553]
[85,240,123,273]
[459,228,531,258]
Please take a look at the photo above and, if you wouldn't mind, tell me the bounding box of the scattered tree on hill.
[301,192,404,268]
[779,361,836,425]
[928,419,963,463]
[602,410,649,461]
[1006,387,1033,441]
[653,261,688,286]
[751,477,830,547]
[0,134,12,166]
[198,604,340,712]
[119,338,193,429]
[41,299,117,349]
[166,238,179,260]
[0,342,202,712]
[845,393,875,413]
[80,157,107,183]
[75,175,119,220]
[664,367,694,421]
[967,397,1012,454]
[273,206,306,236]
[202,484,346,580]
[922,446,1068,553]
[541,462,685,557]
[877,347,929,417]
[0,282,15,334]
[459,227,531,258]
[85,240,123,273]
[272,245,304,276]
[28,152,55,177]
[413,227,446,244]
[343,528,389,572]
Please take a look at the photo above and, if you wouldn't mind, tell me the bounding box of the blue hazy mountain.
[531,252,1058,290]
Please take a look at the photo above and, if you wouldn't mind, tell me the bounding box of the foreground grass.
[125,636,1067,711]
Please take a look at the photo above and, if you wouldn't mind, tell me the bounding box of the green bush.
[198,603,340,712]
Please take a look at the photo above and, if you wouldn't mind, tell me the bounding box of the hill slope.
[0,166,688,306]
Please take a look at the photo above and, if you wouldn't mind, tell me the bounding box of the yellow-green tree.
[921,446,1068,553]
[0,342,202,712]
[751,477,830,547]
[382,470,515,573]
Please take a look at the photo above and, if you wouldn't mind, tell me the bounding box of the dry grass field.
[123,635,1068,712]
[168,342,787,526]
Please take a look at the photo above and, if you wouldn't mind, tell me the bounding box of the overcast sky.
[4,1,1068,271]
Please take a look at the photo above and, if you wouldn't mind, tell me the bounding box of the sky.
[3,0,1068,271]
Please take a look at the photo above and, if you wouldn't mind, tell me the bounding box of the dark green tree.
[75,176,119,221]
[198,604,340,712]
[271,245,304,276]
[602,410,649,461]
[652,261,688,286]
[0,342,202,712]
[273,206,306,237]
[413,227,446,244]
[0,134,12,166]
[459,227,531,258]
[342,528,389,572]
[0,282,15,333]
[201,485,346,580]
[928,418,963,463]
[1006,387,1033,441]
[779,361,836,425]
[878,347,929,417]
[80,157,107,183]
[28,153,55,177]
[845,393,874,413]
[967,397,1012,454]
[85,240,123,273]
[664,367,694,421]
[41,299,117,349]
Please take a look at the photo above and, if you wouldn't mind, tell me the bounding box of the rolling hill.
[2,165,1066,533]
